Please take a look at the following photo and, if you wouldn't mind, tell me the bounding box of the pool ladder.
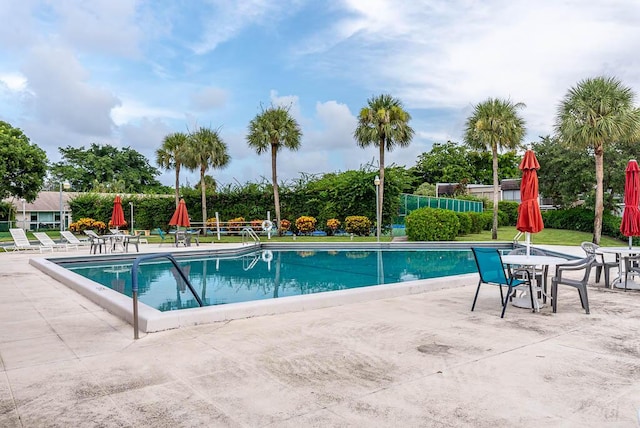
[241,227,261,245]
[131,253,203,339]
[513,231,523,245]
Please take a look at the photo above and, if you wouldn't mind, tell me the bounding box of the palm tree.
[556,76,640,244]
[184,127,230,233]
[246,106,302,233]
[354,94,414,239]
[156,132,189,208]
[464,98,526,240]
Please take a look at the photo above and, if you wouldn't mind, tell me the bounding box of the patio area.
[1,244,639,427]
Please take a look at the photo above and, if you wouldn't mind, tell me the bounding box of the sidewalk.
[1,244,639,427]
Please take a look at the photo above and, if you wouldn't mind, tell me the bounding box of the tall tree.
[184,127,230,232]
[413,141,520,186]
[464,98,526,239]
[532,136,594,209]
[0,121,47,201]
[354,94,414,238]
[51,143,163,192]
[156,132,189,207]
[246,105,302,233]
[555,76,640,244]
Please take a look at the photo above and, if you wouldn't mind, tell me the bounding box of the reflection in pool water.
[65,249,476,312]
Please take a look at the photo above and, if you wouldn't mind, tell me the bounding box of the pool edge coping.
[30,241,516,334]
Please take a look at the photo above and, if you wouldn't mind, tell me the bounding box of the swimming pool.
[62,248,478,312]
[31,242,512,333]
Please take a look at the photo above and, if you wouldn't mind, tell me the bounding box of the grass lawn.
[455,226,624,247]
[0,227,627,247]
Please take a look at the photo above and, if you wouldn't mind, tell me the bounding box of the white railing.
[513,231,523,245]
[241,227,261,245]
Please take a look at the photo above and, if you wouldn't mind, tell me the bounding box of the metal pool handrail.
[241,227,260,245]
[131,253,203,339]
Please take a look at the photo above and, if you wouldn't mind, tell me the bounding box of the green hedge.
[498,201,519,225]
[406,207,460,241]
[542,207,636,244]
[455,212,472,235]
[468,212,484,234]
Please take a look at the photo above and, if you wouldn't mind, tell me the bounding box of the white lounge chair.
[33,232,75,251]
[61,231,90,247]
[9,228,52,252]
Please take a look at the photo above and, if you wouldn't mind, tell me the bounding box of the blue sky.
[1,0,639,187]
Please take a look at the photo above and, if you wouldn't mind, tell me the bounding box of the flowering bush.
[326,218,341,235]
[295,216,316,234]
[279,219,291,233]
[251,219,263,230]
[344,216,372,236]
[69,218,107,234]
[296,251,316,258]
[227,217,245,234]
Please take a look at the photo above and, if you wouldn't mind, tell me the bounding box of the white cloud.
[0,0,40,51]
[51,0,143,57]
[269,90,303,122]
[0,72,28,92]
[191,0,302,54]
[21,45,120,136]
[119,118,173,160]
[296,0,640,143]
[189,86,228,111]
[111,99,184,126]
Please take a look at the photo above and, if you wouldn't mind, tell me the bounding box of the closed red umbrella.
[110,195,126,230]
[516,150,544,255]
[169,199,191,228]
[620,159,640,249]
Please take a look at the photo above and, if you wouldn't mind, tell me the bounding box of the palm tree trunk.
[174,166,180,208]
[271,146,281,235]
[491,144,499,240]
[593,147,604,244]
[200,166,207,234]
[378,141,385,240]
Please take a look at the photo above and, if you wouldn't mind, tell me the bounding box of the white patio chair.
[9,228,52,252]
[61,231,90,247]
[33,232,72,251]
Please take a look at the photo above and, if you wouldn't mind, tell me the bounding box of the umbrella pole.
[629,236,633,250]
[526,232,530,256]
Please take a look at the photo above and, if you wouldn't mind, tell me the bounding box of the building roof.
[500,179,521,191]
[5,191,78,212]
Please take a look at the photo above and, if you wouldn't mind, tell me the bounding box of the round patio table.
[596,247,640,290]
[502,254,568,310]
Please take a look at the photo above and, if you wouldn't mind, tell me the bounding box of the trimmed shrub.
[326,218,341,236]
[542,208,592,231]
[456,212,472,235]
[542,207,637,245]
[295,216,317,234]
[279,219,291,234]
[69,217,107,234]
[497,210,510,227]
[344,216,372,236]
[227,217,245,234]
[498,201,519,225]
[405,207,460,241]
[480,212,494,230]
[468,212,483,234]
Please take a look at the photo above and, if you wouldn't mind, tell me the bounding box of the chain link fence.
[392,194,484,236]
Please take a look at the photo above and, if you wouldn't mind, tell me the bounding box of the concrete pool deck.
[1,243,639,427]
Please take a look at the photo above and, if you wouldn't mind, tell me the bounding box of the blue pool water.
[64,249,477,311]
